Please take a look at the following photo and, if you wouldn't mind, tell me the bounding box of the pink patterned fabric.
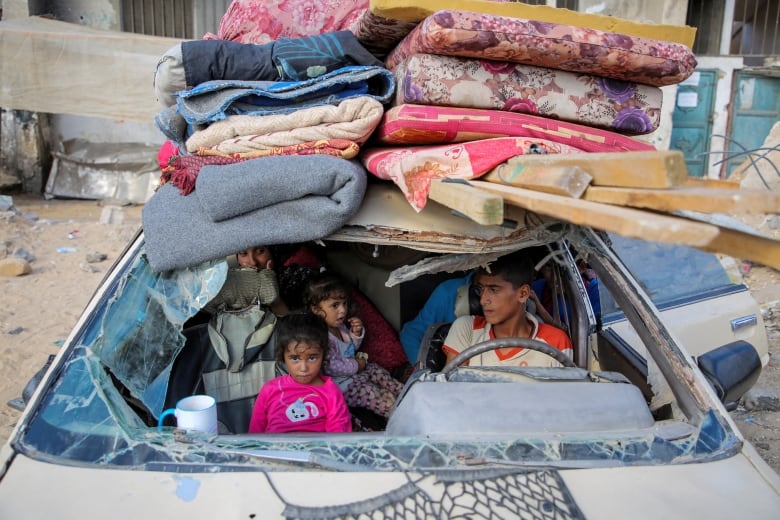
[163,140,360,196]
[385,10,696,87]
[348,9,418,58]
[203,0,368,43]
[196,139,361,160]
[361,137,583,211]
[376,104,656,152]
[393,53,663,135]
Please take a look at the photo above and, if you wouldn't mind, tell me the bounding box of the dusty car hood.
[1,446,778,519]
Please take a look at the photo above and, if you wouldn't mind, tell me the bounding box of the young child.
[248,313,351,433]
[304,273,403,419]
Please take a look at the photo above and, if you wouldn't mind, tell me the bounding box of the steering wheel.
[441,337,577,376]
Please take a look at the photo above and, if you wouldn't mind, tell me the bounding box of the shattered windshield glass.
[89,253,227,416]
[15,239,742,470]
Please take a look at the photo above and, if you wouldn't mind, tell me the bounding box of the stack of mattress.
[363,8,697,209]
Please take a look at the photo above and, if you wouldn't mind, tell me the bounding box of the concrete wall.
[23,0,161,145]
[0,0,164,192]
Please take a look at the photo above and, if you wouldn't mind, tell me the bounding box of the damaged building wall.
[0,109,49,193]
[0,0,177,196]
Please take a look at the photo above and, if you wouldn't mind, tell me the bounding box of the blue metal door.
[670,69,717,177]
[724,71,780,178]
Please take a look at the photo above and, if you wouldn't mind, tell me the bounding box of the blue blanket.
[175,65,394,125]
[156,65,394,146]
[182,31,383,86]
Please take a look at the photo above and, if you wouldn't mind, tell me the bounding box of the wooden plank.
[676,211,780,269]
[470,180,720,247]
[429,180,504,225]
[583,186,780,214]
[488,164,592,198]
[683,177,741,190]
[483,151,689,189]
[702,228,780,270]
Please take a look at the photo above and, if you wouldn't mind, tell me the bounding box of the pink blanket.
[376,104,656,152]
[361,137,582,211]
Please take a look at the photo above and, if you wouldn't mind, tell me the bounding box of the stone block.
[0,257,32,276]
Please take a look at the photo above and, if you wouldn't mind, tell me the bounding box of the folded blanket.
[165,140,361,195]
[376,104,656,152]
[142,155,368,272]
[155,31,382,109]
[393,53,662,135]
[188,30,381,84]
[175,65,395,126]
[361,137,582,211]
[384,10,696,87]
[198,139,360,160]
[185,96,384,152]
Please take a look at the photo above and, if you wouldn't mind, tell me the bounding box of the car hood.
[1,446,778,519]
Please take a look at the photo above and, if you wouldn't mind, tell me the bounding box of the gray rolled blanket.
[142,155,367,272]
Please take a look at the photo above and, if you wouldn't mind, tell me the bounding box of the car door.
[597,234,768,367]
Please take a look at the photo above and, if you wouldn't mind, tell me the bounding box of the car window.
[598,234,737,318]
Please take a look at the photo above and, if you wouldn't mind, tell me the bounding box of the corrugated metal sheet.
[121,0,230,40]
[192,0,231,39]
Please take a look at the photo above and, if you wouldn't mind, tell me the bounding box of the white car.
[1,185,778,518]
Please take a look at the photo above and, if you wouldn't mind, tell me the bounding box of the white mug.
[158,395,218,434]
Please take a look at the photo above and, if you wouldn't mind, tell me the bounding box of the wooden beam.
[583,186,780,214]
[483,150,689,189]
[683,177,741,190]
[487,164,592,198]
[701,228,780,269]
[676,211,780,269]
[470,180,720,247]
[429,180,504,225]
[472,181,780,270]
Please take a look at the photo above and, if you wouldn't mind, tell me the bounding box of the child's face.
[237,246,273,270]
[474,272,529,326]
[283,341,324,386]
[312,296,348,329]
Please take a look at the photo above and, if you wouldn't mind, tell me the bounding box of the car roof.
[330,183,552,253]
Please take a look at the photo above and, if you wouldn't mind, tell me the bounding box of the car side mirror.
[697,340,762,411]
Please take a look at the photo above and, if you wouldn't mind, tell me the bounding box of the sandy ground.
[1,195,779,475]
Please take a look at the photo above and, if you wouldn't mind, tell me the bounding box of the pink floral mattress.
[376,104,656,152]
[393,53,663,135]
[199,0,416,58]
[203,0,368,44]
[361,137,582,211]
[384,10,696,87]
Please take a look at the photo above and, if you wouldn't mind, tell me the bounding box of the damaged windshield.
[15,236,742,471]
